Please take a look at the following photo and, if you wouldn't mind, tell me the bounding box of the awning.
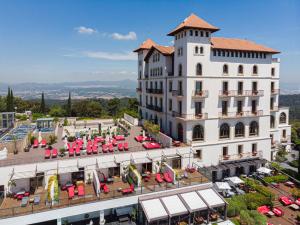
[198,189,226,208]
[225,176,244,185]
[140,199,168,222]
[180,192,207,212]
[161,195,188,217]
[257,167,271,174]
[58,166,79,174]
[11,171,36,180]
[133,157,151,164]
[97,161,118,169]
[215,182,231,190]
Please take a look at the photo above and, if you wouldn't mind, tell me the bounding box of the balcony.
[172,111,208,120]
[281,136,291,143]
[172,90,184,97]
[270,106,279,112]
[136,87,142,92]
[271,89,280,95]
[192,90,209,98]
[219,90,235,97]
[153,106,163,112]
[219,110,263,119]
[152,89,163,95]
[146,88,153,94]
[219,90,264,98]
[220,151,263,162]
[146,104,154,110]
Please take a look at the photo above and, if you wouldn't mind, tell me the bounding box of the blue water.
[0,124,36,142]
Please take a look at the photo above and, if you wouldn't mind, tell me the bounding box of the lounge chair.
[87,145,92,154]
[155,173,164,183]
[118,143,123,151]
[52,148,58,158]
[143,142,161,149]
[124,142,129,151]
[114,135,125,141]
[163,173,172,183]
[108,144,114,153]
[75,147,80,156]
[102,144,108,153]
[122,184,134,194]
[21,197,29,207]
[68,186,75,199]
[101,183,110,193]
[92,145,98,154]
[77,184,85,196]
[34,195,40,205]
[45,149,51,159]
[41,139,47,148]
[112,139,117,146]
[33,139,39,148]
[69,147,74,156]
[272,207,284,217]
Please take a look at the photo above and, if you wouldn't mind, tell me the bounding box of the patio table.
[267,211,274,217]
[290,204,299,210]
[106,178,114,183]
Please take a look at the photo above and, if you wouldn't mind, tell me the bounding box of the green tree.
[66,92,72,116]
[85,101,102,117]
[0,96,6,112]
[40,92,45,114]
[107,98,120,117]
[49,105,65,117]
[6,87,11,111]
[10,88,14,111]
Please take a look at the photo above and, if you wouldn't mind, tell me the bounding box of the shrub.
[263,174,288,184]
[239,210,267,225]
[292,188,300,198]
[48,135,57,145]
[243,178,275,200]
[288,160,299,168]
[67,136,76,142]
[230,218,240,225]
[244,193,272,210]
[227,196,247,217]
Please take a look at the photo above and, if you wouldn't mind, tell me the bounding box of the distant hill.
[280,94,300,121]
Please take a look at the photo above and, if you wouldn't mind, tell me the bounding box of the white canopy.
[141,199,168,222]
[11,171,36,180]
[58,166,78,174]
[215,182,231,190]
[225,176,244,185]
[161,195,188,216]
[257,167,271,174]
[97,160,118,169]
[180,192,207,212]
[133,157,151,164]
[198,189,225,208]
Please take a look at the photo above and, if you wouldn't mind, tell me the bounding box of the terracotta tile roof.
[168,13,219,36]
[133,38,156,52]
[211,37,280,54]
[144,45,174,61]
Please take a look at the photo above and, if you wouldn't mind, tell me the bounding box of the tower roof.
[211,37,280,54]
[133,38,156,52]
[168,13,219,36]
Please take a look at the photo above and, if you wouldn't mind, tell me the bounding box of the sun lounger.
[108,144,114,153]
[21,197,29,207]
[143,142,161,149]
[122,184,134,194]
[77,184,85,196]
[87,145,92,154]
[101,183,110,193]
[102,144,108,153]
[257,205,270,214]
[118,143,123,151]
[92,145,98,154]
[45,149,51,159]
[135,135,144,142]
[279,196,293,206]
[52,148,58,158]
[33,139,39,148]
[163,172,172,183]
[114,135,125,141]
[68,186,75,199]
[34,195,40,205]
[69,147,74,156]
[41,139,47,147]
[124,142,129,151]
[75,147,80,156]
[155,173,164,183]
[272,207,284,216]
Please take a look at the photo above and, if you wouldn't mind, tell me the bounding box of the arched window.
[220,123,230,139]
[235,122,245,137]
[223,64,228,74]
[253,65,258,75]
[238,65,243,74]
[195,46,199,54]
[196,63,202,76]
[200,46,204,54]
[249,121,259,136]
[178,64,182,76]
[192,125,204,141]
[270,115,275,128]
[279,112,287,124]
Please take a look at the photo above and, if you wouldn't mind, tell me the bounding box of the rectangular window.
[178,101,182,115]
[190,30,193,36]
[282,129,286,138]
[252,143,257,153]
[238,145,243,155]
[169,81,172,92]
[222,101,228,115]
[271,82,275,93]
[270,97,274,110]
[200,31,203,37]
[178,81,183,95]
[194,150,202,160]
[237,100,243,113]
[195,102,202,115]
[271,68,275,76]
[169,99,172,111]
[195,30,198,36]
[252,100,257,113]
[252,81,257,92]
[195,81,202,93]
[238,81,243,95]
[222,81,228,93]
[222,146,228,156]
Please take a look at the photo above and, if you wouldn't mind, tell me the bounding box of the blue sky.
[0,0,299,83]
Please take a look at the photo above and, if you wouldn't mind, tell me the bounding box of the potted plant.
[59,148,66,157]
[87,173,92,184]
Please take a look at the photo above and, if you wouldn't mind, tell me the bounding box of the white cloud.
[82,51,136,61]
[75,26,97,35]
[111,31,137,41]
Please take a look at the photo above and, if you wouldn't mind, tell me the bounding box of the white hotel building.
[0,14,291,225]
[136,13,291,176]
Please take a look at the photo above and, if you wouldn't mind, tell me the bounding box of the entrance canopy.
[225,176,244,185]
[257,167,271,174]
[180,192,207,212]
[215,182,231,191]
[198,189,226,208]
[140,199,168,222]
[161,195,188,217]
[11,171,36,180]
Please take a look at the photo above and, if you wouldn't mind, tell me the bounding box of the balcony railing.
[271,89,280,95]
[153,106,163,112]
[146,104,154,110]
[270,106,279,112]
[192,90,209,98]
[281,136,291,143]
[152,89,163,94]
[220,151,263,162]
[219,110,263,119]
[172,112,208,120]
[172,90,184,97]
[136,87,142,92]
[146,88,152,93]
[219,90,264,97]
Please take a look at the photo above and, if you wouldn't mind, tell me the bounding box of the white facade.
[136,14,291,167]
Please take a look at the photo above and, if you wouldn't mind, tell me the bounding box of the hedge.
[242,178,275,200]
[263,174,289,184]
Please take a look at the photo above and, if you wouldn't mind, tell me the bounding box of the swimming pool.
[0,124,36,142]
